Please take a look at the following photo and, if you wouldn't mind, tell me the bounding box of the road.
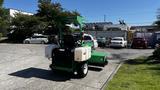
[0,44,154,90]
[97,48,153,61]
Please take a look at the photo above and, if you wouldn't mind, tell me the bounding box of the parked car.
[83,34,98,49]
[110,37,127,48]
[97,37,107,47]
[131,37,148,49]
[23,34,48,44]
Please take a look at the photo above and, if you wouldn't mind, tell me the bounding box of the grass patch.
[105,56,160,90]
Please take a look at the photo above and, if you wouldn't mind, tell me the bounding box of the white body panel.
[83,34,98,48]
[45,44,59,59]
[74,47,91,62]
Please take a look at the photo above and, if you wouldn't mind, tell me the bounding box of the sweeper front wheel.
[77,62,88,78]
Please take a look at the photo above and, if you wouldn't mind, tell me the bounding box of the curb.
[100,61,123,90]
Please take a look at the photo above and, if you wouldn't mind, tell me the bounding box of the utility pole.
[104,15,106,22]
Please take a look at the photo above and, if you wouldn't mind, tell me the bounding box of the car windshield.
[133,38,145,41]
[112,38,122,41]
[84,36,91,40]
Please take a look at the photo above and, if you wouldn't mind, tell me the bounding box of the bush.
[0,33,2,39]
[152,47,160,60]
[8,30,32,43]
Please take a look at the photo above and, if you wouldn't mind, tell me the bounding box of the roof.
[130,25,158,30]
[112,37,124,39]
[103,24,129,31]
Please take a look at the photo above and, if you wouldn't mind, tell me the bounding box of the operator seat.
[63,35,76,49]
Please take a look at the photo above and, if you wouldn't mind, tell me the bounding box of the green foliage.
[0,0,3,7]
[0,0,9,36]
[8,0,81,42]
[0,8,10,36]
[155,8,160,26]
[0,33,2,39]
[36,0,81,34]
[152,48,160,60]
[106,57,160,90]
[9,14,42,42]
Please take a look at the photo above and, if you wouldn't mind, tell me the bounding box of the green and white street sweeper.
[45,16,110,78]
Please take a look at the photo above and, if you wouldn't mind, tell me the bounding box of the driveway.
[0,44,154,90]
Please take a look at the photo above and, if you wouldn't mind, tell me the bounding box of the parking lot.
[0,44,154,90]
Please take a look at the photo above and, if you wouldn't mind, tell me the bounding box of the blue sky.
[3,0,160,25]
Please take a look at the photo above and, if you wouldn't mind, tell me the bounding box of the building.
[130,25,160,39]
[85,22,113,30]
[103,24,129,31]
[6,8,34,36]
[85,22,129,41]
[6,8,33,18]
[130,25,159,32]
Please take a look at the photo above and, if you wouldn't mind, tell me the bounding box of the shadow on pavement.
[88,66,103,72]
[9,67,72,82]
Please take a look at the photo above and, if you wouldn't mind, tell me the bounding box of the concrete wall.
[85,30,127,39]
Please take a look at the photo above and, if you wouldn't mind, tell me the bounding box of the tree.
[8,0,82,42]
[9,14,41,42]
[155,9,160,26]
[36,0,81,34]
[0,0,3,7]
[0,0,9,36]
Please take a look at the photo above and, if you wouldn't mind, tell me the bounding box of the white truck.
[110,37,127,48]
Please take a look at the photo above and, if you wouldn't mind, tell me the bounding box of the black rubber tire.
[41,41,45,44]
[77,62,88,78]
[105,56,109,65]
[25,41,30,44]
[131,45,134,49]
[143,46,147,49]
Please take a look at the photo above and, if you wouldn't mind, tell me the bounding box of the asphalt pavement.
[0,44,154,90]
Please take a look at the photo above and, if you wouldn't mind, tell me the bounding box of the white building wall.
[9,9,33,17]
[103,24,129,31]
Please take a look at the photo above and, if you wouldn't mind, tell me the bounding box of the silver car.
[23,35,48,44]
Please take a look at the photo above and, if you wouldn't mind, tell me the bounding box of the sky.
[3,0,160,25]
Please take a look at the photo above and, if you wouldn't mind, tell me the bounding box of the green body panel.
[51,61,78,72]
[52,66,74,72]
[65,16,85,32]
[82,41,93,47]
[89,50,110,64]
[52,50,110,72]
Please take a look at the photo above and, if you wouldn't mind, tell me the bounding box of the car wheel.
[131,45,134,49]
[41,41,45,44]
[143,45,147,49]
[125,44,127,48]
[25,41,30,44]
[77,62,88,78]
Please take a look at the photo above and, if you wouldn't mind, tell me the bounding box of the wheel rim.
[41,41,45,44]
[25,41,29,44]
[83,63,88,74]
